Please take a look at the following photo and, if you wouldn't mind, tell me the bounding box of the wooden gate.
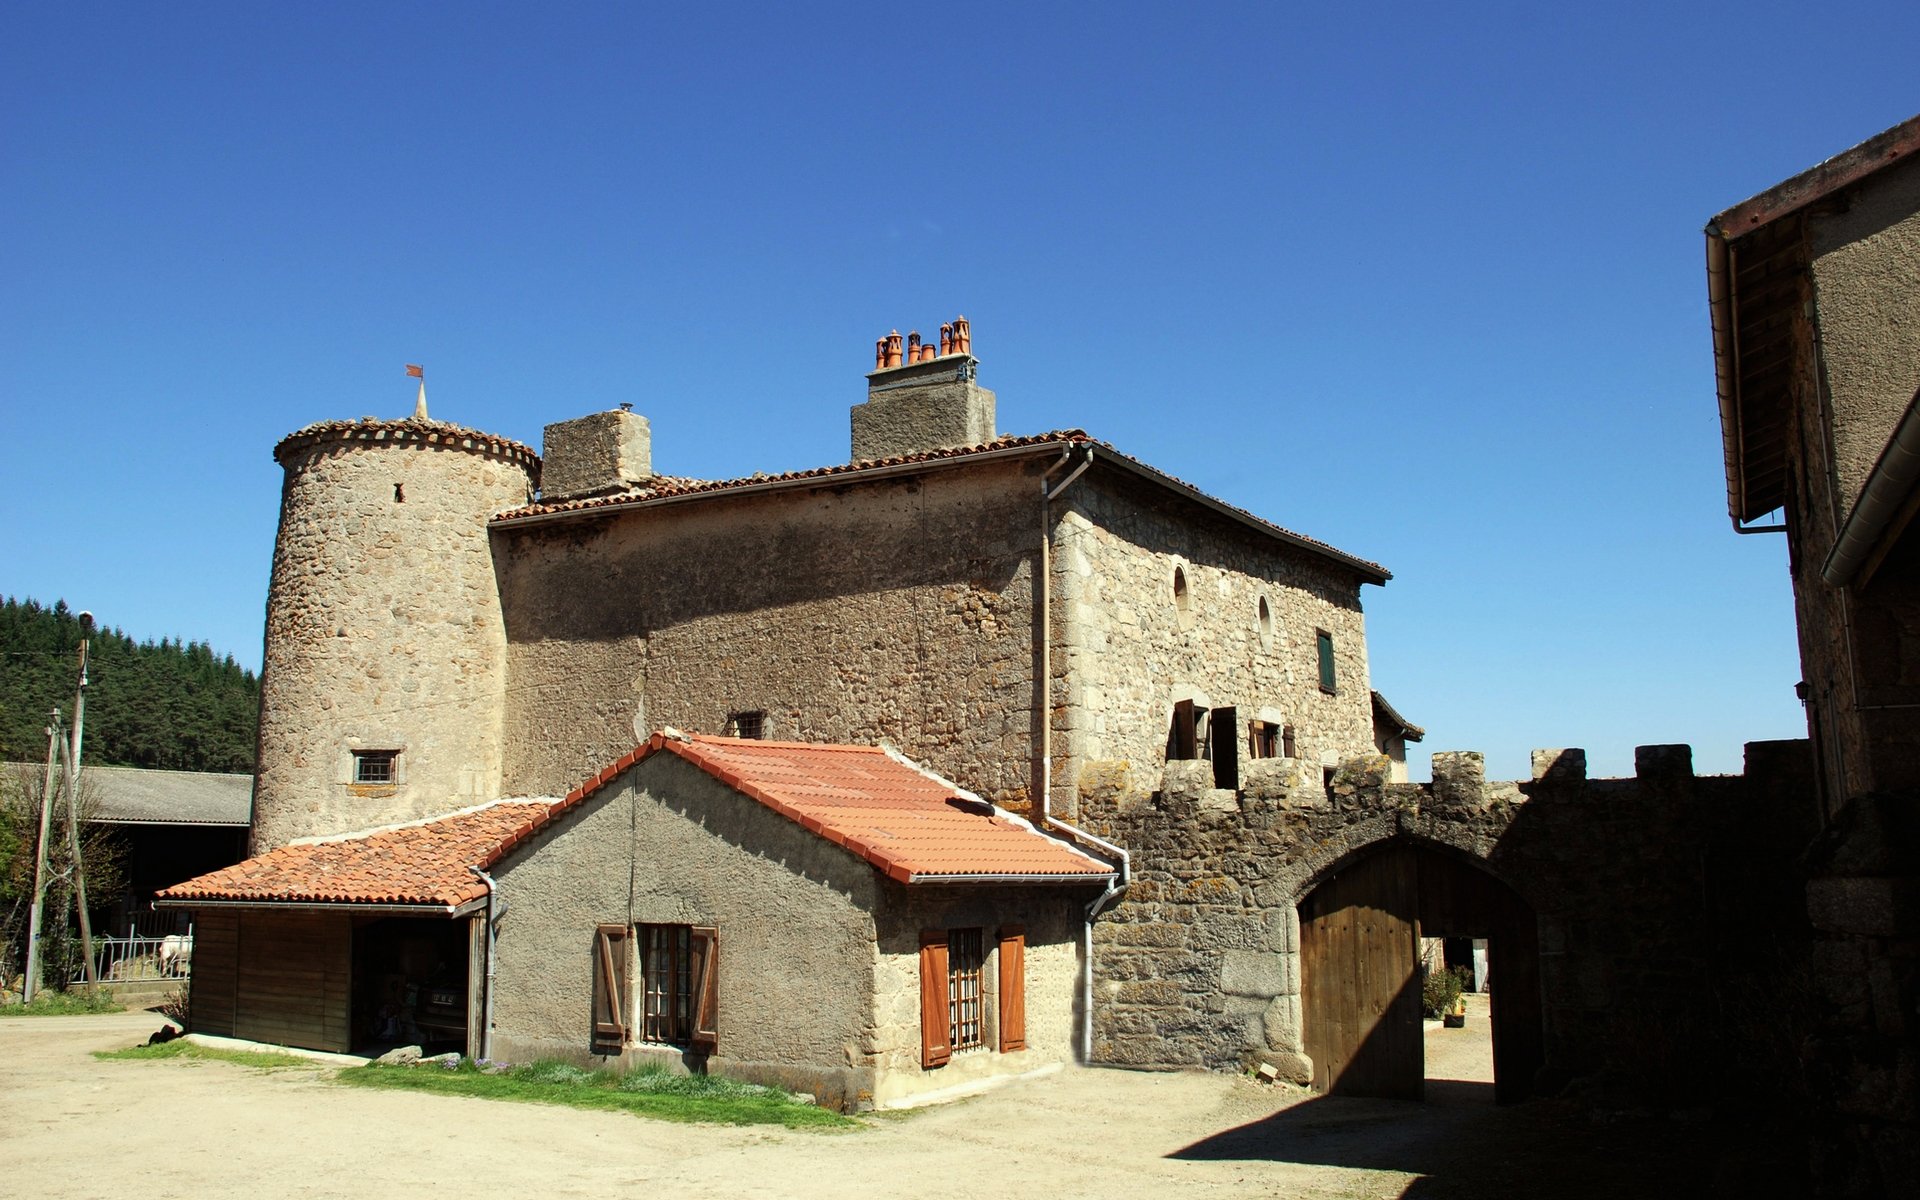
[1300,841,1543,1102]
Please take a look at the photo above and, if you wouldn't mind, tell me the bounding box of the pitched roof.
[156,801,550,910]
[491,431,1389,583]
[2,761,252,826]
[1369,691,1425,743]
[587,733,1116,884]
[156,734,1112,909]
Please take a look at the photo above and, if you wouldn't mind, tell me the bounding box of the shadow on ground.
[1168,1079,1789,1199]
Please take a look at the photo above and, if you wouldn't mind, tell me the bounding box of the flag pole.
[407,363,428,420]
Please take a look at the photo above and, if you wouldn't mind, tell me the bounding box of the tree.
[0,762,126,995]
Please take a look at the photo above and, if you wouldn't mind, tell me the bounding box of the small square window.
[1316,630,1337,694]
[352,750,397,784]
[727,711,767,740]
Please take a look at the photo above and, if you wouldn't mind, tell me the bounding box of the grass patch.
[0,990,124,1017]
[338,1058,856,1130]
[94,1040,320,1070]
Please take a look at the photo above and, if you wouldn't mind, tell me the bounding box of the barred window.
[948,927,984,1052]
[727,710,767,740]
[636,924,719,1049]
[352,750,396,784]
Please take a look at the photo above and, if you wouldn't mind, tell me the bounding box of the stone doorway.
[1298,840,1542,1103]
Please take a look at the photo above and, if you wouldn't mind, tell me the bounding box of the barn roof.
[2,761,252,827]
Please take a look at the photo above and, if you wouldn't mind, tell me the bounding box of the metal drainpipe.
[1036,444,1128,1063]
[467,866,499,1062]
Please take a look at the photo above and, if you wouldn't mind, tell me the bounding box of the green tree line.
[0,596,259,773]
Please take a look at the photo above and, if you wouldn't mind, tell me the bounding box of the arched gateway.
[1298,840,1543,1102]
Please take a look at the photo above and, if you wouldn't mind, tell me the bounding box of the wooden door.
[1300,845,1423,1099]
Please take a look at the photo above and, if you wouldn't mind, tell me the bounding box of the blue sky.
[4,3,1915,780]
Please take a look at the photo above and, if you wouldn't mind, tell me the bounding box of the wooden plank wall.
[1301,845,1423,1100]
[233,911,352,1053]
[190,910,240,1037]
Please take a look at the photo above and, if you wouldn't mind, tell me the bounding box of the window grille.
[728,710,767,740]
[641,924,693,1044]
[352,750,396,784]
[948,927,984,1051]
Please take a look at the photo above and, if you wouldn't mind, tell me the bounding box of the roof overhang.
[153,896,486,918]
[1707,113,1920,529]
[903,871,1115,885]
[493,438,1389,584]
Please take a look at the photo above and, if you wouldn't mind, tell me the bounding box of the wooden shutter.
[690,926,719,1050]
[592,924,629,1051]
[1168,698,1197,760]
[1317,630,1336,692]
[997,926,1026,1053]
[919,930,952,1069]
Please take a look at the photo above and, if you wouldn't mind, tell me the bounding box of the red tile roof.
[157,735,1112,908]
[155,801,550,909]
[613,733,1115,884]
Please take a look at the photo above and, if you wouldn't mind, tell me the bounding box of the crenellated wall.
[1077,739,1818,1104]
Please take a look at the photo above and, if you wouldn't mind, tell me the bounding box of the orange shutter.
[997,926,1027,1052]
[919,930,952,1069]
[690,926,719,1050]
[592,924,629,1051]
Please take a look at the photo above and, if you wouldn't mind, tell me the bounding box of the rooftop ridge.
[273,416,540,470]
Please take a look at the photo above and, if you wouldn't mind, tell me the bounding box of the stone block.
[1241,757,1294,803]
[1160,759,1214,807]
[1251,1049,1313,1085]
[1530,748,1587,782]
[1221,950,1288,998]
[1634,744,1694,779]
[1429,750,1485,799]
[541,409,652,500]
[1263,994,1302,1049]
[1329,754,1390,800]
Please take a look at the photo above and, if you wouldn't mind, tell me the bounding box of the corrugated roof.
[2,761,252,826]
[156,801,550,909]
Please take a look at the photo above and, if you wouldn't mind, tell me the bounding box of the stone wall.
[496,458,1044,808]
[253,421,537,850]
[1077,739,1818,1103]
[1050,472,1376,821]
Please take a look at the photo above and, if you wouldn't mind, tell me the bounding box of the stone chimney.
[851,316,996,461]
[540,406,653,500]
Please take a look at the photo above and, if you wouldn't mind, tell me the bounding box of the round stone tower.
[251,416,540,852]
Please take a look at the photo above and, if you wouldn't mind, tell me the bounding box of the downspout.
[1036,444,1130,1063]
[467,866,499,1062]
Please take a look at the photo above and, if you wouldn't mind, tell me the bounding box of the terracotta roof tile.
[586,733,1116,884]
[157,736,1112,909]
[156,801,551,909]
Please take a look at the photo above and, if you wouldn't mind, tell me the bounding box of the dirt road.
[0,1008,1727,1199]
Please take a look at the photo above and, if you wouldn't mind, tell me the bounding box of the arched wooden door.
[1300,842,1542,1103]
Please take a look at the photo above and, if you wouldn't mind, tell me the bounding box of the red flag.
[405,364,424,378]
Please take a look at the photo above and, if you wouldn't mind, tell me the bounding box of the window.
[1249,720,1279,759]
[1316,630,1337,694]
[726,710,767,740]
[948,927,984,1051]
[1283,724,1297,759]
[1209,706,1238,789]
[1256,595,1274,650]
[1166,698,1200,760]
[585,923,720,1054]
[635,924,718,1048]
[919,925,1025,1067]
[352,750,397,784]
[1172,563,1194,629]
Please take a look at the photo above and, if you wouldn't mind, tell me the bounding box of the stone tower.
[251,416,540,852]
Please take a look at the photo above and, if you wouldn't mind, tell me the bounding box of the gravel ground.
[0,1005,1735,1199]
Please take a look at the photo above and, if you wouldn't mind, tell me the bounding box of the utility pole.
[63,619,99,988]
[21,707,63,1004]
